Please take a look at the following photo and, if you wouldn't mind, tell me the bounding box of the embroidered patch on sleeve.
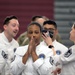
[64,48,72,57]
[39,54,45,59]
[13,48,17,52]
[1,50,8,59]
[56,50,61,55]
[49,56,54,65]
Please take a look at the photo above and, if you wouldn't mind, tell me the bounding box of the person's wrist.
[31,50,35,54]
[48,45,56,55]
[48,45,54,48]
[47,42,53,46]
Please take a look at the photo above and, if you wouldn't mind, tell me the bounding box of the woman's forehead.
[28,25,40,30]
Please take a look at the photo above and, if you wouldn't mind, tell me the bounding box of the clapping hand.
[28,36,36,55]
[52,68,61,75]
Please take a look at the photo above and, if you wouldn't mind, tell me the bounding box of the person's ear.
[56,29,58,35]
[3,25,7,30]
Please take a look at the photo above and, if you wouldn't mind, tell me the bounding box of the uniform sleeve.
[53,47,75,67]
[0,53,6,73]
[10,55,26,75]
[53,55,62,69]
[10,46,28,75]
[32,51,53,75]
[60,48,75,64]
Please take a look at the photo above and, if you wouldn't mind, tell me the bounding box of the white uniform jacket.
[0,32,19,75]
[40,40,68,55]
[0,50,6,75]
[40,40,68,75]
[53,45,75,75]
[11,43,54,75]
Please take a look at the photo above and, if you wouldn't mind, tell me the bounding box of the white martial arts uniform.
[0,32,19,75]
[11,43,54,75]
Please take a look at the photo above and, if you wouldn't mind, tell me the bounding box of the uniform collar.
[42,40,57,46]
[1,32,14,44]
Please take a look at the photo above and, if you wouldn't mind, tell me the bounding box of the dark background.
[0,0,54,39]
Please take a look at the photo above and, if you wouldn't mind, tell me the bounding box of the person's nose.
[32,33,36,38]
[15,25,19,31]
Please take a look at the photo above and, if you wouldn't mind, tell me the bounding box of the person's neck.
[4,31,12,42]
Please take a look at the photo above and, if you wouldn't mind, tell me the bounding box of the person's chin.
[13,34,17,37]
[36,41,40,45]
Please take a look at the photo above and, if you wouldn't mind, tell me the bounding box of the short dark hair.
[27,22,42,32]
[43,20,57,29]
[3,15,18,25]
[31,16,43,21]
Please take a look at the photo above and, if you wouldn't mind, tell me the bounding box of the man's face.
[4,19,19,38]
[43,24,58,40]
[27,25,41,45]
[70,24,75,42]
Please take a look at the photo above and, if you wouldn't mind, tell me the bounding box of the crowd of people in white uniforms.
[0,15,75,75]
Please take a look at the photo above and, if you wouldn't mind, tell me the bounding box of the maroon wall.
[0,0,54,39]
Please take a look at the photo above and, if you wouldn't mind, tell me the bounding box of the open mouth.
[13,30,18,34]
